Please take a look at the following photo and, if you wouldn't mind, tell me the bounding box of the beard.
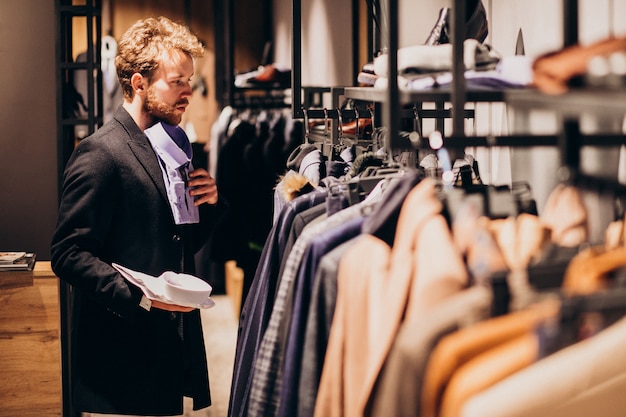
[144,86,187,126]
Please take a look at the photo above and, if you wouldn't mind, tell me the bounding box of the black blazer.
[51,106,228,415]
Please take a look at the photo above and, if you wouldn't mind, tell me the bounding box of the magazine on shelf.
[0,252,37,271]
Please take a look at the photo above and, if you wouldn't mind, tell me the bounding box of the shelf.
[343,86,509,104]
[505,88,626,117]
[232,85,291,93]
[340,86,626,118]
[440,133,626,148]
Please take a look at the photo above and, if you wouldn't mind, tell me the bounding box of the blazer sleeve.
[193,193,230,253]
[51,137,146,321]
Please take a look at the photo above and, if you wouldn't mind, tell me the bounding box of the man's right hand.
[151,299,195,313]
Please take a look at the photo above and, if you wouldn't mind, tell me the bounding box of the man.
[51,16,228,416]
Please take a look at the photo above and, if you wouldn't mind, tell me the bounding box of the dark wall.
[0,0,58,260]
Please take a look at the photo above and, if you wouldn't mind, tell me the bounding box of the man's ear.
[130,73,146,95]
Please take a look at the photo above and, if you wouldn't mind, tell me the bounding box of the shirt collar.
[144,122,191,169]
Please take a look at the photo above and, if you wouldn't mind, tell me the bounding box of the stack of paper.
[0,252,36,271]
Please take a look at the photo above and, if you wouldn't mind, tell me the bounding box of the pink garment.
[314,178,468,417]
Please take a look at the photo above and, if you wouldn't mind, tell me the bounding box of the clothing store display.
[291,172,424,417]
[367,286,492,417]
[286,143,326,186]
[438,294,563,417]
[278,216,365,417]
[420,299,560,417]
[278,203,330,287]
[540,183,589,247]
[314,178,469,417]
[235,63,292,88]
[220,4,626,417]
[21,2,626,417]
[404,55,533,91]
[226,144,626,417]
[562,245,626,295]
[532,35,626,94]
[373,39,500,79]
[248,195,383,417]
[460,315,626,417]
[358,0,490,88]
[228,190,328,417]
[424,0,488,46]
[208,107,301,298]
[296,240,354,417]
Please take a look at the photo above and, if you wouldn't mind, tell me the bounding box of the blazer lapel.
[128,138,169,203]
[112,107,170,203]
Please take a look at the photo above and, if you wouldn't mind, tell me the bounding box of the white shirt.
[144,122,200,224]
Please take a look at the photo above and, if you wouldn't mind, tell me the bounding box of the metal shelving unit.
[55,2,103,416]
[504,1,626,198]
[217,0,285,109]
[56,0,103,177]
[343,86,507,105]
[291,0,486,160]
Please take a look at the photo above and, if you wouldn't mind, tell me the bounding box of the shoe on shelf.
[357,0,489,83]
[234,63,291,88]
[424,0,488,45]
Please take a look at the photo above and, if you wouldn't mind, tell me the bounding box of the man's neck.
[122,100,155,131]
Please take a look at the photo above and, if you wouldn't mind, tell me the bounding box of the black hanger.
[546,286,626,355]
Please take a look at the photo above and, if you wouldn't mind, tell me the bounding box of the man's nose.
[182,83,193,97]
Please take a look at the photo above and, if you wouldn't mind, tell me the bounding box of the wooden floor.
[194,295,239,417]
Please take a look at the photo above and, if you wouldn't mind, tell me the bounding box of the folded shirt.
[373,56,533,91]
[373,39,500,78]
[113,263,215,309]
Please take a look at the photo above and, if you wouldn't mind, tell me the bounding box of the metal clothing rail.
[291,0,361,120]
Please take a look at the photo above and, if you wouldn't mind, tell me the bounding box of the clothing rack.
[372,0,469,158]
[375,0,626,200]
[216,0,278,110]
[287,0,626,194]
[505,85,626,196]
[227,3,626,417]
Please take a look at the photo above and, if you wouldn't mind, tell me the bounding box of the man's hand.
[187,168,219,206]
[151,299,196,313]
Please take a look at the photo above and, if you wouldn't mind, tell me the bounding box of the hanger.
[437,165,521,223]
[410,105,423,148]
[342,164,405,204]
[302,107,311,144]
[557,286,626,348]
[561,243,626,296]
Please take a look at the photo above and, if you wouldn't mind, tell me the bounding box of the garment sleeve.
[51,138,145,321]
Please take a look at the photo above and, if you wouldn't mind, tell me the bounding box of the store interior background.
[2,0,626,261]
